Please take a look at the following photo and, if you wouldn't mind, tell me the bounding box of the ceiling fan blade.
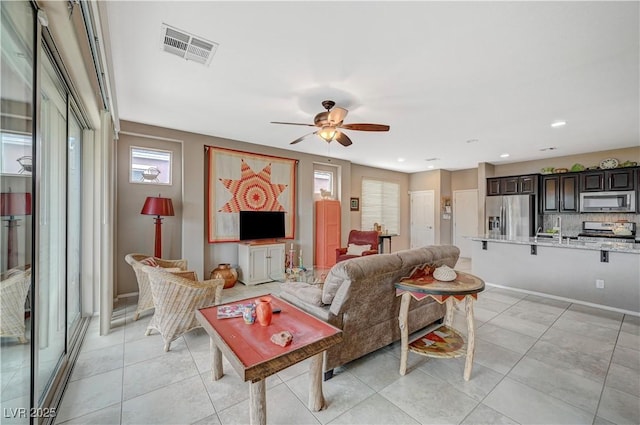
[271,121,317,127]
[334,131,353,147]
[328,107,348,125]
[290,131,318,145]
[341,123,390,132]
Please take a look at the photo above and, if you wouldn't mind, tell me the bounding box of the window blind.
[361,179,400,234]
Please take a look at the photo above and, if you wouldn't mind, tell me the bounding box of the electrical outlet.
[596,279,605,289]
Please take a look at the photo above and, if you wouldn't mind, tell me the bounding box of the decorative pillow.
[280,282,324,306]
[346,243,371,256]
[321,271,343,305]
[2,267,25,279]
[140,257,159,267]
[163,267,183,273]
[171,270,198,281]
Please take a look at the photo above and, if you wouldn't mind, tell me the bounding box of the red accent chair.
[335,230,380,263]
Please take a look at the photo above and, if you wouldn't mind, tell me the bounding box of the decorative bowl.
[433,265,457,282]
[540,167,554,174]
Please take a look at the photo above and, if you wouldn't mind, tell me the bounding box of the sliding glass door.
[0,1,34,421]
[67,108,82,339]
[35,50,68,403]
[1,1,87,420]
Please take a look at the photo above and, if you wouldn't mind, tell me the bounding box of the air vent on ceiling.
[160,24,218,66]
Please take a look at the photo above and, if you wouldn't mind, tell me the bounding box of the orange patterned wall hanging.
[206,146,297,242]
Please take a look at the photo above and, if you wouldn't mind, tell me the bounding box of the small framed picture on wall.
[350,197,359,211]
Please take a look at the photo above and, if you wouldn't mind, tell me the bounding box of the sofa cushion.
[321,265,350,305]
[346,243,371,256]
[281,282,324,306]
[171,270,198,281]
[164,267,183,273]
[140,257,159,267]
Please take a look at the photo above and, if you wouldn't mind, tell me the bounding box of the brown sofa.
[280,245,460,379]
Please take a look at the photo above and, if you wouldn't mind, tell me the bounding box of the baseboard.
[485,282,640,317]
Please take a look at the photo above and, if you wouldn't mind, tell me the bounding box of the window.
[130,146,172,185]
[314,170,333,197]
[361,178,400,234]
[1,132,32,175]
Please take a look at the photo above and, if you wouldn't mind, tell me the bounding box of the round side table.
[394,270,484,381]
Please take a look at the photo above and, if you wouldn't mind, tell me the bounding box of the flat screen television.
[239,210,285,241]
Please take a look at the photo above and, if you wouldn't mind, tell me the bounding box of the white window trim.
[129,145,172,185]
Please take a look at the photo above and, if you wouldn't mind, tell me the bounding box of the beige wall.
[439,170,452,244]
[116,133,184,295]
[493,147,640,177]
[349,164,411,251]
[408,169,456,244]
[117,121,352,289]
[451,168,478,191]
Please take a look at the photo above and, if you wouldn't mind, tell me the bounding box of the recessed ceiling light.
[397,158,406,162]
[500,153,510,158]
[550,120,566,128]
[466,139,479,144]
[427,165,435,169]
[540,147,557,152]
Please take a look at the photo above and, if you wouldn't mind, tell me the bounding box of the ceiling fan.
[271,100,390,147]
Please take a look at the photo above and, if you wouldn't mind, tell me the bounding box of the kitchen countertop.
[469,235,640,254]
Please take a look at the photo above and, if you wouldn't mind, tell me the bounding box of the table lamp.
[140,195,174,258]
[1,191,32,269]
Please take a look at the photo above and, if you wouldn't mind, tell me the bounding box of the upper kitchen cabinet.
[581,169,635,192]
[487,175,538,196]
[541,174,579,213]
[487,178,501,196]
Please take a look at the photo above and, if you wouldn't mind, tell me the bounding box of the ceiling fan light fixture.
[272,100,389,147]
[319,126,337,142]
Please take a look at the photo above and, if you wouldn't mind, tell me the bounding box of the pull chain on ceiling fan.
[271,100,390,147]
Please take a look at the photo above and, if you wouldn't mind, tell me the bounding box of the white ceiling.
[104,1,639,173]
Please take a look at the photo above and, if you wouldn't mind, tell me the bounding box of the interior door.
[453,190,478,258]
[410,190,435,248]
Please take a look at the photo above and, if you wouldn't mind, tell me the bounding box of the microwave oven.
[579,191,636,213]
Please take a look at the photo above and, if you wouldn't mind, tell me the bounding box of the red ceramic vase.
[256,297,272,326]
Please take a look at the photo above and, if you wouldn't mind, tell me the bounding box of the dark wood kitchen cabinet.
[518,175,538,194]
[581,169,635,192]
[487,178,501,196]
[487,175,538,196]
[541,174,579,213]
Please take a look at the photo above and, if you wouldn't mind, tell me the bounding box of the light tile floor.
[55,258,640,424]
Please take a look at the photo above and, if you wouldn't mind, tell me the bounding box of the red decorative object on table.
[256,297,273,326]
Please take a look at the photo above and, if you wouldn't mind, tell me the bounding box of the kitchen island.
[470,236,640,314]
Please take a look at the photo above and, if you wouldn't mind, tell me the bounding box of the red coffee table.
[195,295,342,425]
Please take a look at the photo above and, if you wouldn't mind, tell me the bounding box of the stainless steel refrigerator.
[486,195,538,238]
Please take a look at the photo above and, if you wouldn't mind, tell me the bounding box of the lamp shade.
[0,192,32,217]
[318,125,338,142]
[141,196,174,217]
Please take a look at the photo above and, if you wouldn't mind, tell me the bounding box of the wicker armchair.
[125,253,188,321]
[1,266,31,343]
[144,266,225,351]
